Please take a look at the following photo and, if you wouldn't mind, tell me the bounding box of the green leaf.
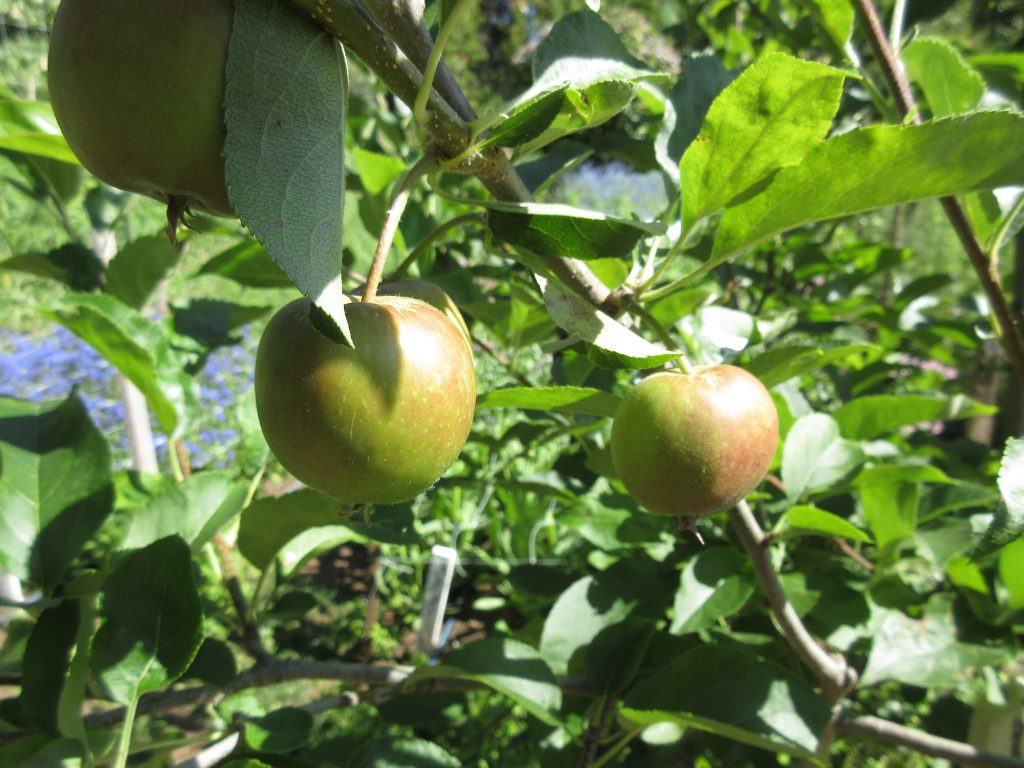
[713,112,1024,261]
[104,235,181,310]
[0,736,83,768]
[354,739,460,768]
[834,394,995,440]
[0,99,78,164]
[623,644,830,758]
[244,707,314,753]
[196,240,292,288]
[408,638,562,725]
[0,244,103,292]
[0,395,113,591]
[44,294,198,437]
[780,572,823,617]
[585,619,657,695]
[559,494,672,552]
[541,278,679,370]
[781,413,864,501]
[487,202,659,262]
[974,438,1024,559]
[473,11,666,156]
[744,340,876,388]
[671,548,755,634]
[0,99,77,163]
[477,386,621,418]
[91,536,204,705]
[855,466,952,549]
[861,595,1006,688]
[224,0,351,344]
[540,562,671,675]
[647,287,716,327]
[857,464,954,486]
[681,53,846,223]
[20,600,80,734]
[923,482,1001,518]
[964,190,1004,249]
[946,556,989,595]
[0,133,78,164]
[902,38,984,118]
[1,147,82,206]
[998,537,1024,608]
[797,0,855,49]
[0,99,64,136]
[123,472,248,552]
[782,505,871,543]
[655,54,737,182]
[237,489,350,571]
[352,147,406,196]
[183,637,238,688]
[999,436,1024,514]
[540,577,633,676]
[172,300,271,350]
[917,521,973,568]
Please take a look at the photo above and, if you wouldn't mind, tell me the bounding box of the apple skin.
[254,296,476,504]
[610,366,778,517]
[48,0,234,216]
[372,279,472,350]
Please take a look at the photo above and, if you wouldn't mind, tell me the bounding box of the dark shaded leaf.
[225,0,351,343]
[0,395,113,592]
[91,536,204,705]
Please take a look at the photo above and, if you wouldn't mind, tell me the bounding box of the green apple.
[254,296,476,504]
[48,0,234,216]
[610,365,778,517]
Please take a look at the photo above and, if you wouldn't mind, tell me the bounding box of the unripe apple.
[48,0,234,216]
[254,296,476,504]
[610,366,778,517]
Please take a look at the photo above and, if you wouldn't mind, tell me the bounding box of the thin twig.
[388,212,486,280]
[833,536,874,571]
[361,0,476,120]
[412,0,472,128]
[212,534,271,664]
[839,714,1024,768]
[853,0,1024,384]
[5,659,1009,768]
[728,501,853,702]
[79,660,595,730]
[473,335,532,387]
[578,695,613,768]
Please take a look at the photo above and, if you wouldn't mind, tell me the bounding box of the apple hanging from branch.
[255,294,476,505]
[611,365,779,518]
[47,0,234,218]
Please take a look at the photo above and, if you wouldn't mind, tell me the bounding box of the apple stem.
[362,154,438,304]
[676,355,696,376]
